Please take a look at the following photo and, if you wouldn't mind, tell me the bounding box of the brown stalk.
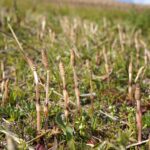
[126,138,149,149]
[26,56,41,133]
[70,48,75,67]
[2,79,9,106]
[39,16,46,40]
[135,84,142,143]
[117,24,124,52]
[135,36,140,69]
[41,49,50,129]
[1,60,9,106]
[70,49,81,114]
[8,24,25,56]
[144,49,148,66]
[59,61,69,120]
[86,60,94,113]
[146,50,150,63]
[135,66,145,83]
[140,39,148,66]
[140,39,146,48]
[1,60,5,93]
[95,51,100,66]
[102,46,109,75]
[41,17,46,33]
[128,56,133,100]
[111,38,117,50]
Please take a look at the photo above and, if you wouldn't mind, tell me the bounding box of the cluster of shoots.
[127,34,147,144]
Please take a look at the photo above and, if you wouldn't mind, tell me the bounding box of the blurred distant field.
[48,0,150,9]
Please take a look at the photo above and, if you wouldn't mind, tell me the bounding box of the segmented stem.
[70,49,81,114]
[59,61,69,120]
[135,84,142,143]
[128,56,133,100]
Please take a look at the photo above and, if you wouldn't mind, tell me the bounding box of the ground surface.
[0,0,150,149]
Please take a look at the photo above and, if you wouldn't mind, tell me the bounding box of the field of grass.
[0,0,150,149]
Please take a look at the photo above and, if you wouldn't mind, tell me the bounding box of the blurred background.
[119,0,150,4]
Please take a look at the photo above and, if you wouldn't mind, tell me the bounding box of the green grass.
[0,0,150,149]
